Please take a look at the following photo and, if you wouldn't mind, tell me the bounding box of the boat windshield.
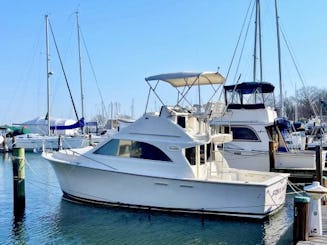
[94,139,172,162]
[224,82,275,109]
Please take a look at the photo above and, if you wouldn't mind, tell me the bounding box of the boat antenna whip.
[48,20,80,121]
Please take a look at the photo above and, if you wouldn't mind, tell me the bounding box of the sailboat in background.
[73,11,134,142]
[73,12,126,144]
[7,15,89,152]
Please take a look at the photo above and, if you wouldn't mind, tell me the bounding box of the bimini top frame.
[144,71,225,114]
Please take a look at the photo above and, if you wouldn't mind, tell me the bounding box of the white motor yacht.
[43,72,289,219]
[211,82,327,172]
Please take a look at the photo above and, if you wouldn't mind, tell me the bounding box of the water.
[0,153,294,244]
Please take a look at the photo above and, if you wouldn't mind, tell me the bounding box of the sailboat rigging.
[45,15,85,133]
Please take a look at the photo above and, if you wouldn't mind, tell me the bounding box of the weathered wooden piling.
[293,196,310,244]
[12,147,25,216]
[58,135,62,151]
[269,141,276,172]
[322,176,327,205]
[315,145,323,184]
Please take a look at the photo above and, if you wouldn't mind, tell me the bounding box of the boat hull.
[8,135,89,151]
[47,156,288,219]
[222,149,327,171]
[222,150,269,171]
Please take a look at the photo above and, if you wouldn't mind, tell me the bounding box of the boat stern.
[263,174,289,214]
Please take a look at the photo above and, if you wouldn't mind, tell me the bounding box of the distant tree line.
[282,86,327,121]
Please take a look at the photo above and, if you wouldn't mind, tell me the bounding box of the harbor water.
[0,152,294,244]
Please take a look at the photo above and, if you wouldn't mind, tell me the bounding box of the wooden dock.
[297,205,327,244]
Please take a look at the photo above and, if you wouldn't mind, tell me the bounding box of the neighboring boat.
[306,125,327,150]
[8,15,88,152]
[209,0,326,173]
[6,117,89,152]
[13,116,83,136]
[211,82,327,172]
[9,133,90,152]
[43,71,289,219]
[305,113,327,150]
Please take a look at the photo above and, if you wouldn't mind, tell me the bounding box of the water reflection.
[2,152,9,161]
[49,198,293,244]
[0,153,294,244]
[11,214,26,245]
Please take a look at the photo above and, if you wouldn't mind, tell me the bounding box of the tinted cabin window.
[94,139,171,162]
[132,141,171,161]
[185,147,196,165]
[177,116,186,128]
[224,127,230,134]
[231,127,259,141]
[94,139,120,156]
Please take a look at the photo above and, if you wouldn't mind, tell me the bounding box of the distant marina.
[1,0,327,244]
[1,71,327,245]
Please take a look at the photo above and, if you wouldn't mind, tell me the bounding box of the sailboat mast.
[45,15,51,136]
[253,0,258,82]
[76,12,85,132]
[253,0,263,82]
[295,83,298,121]
[275,0,283,117]
[258,0,263,82]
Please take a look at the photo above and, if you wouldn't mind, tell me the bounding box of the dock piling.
[293,196,310,244]
[269,141,275,172]
[12,147,25,217]
[315,145,322,184]
[58,135,62,151]
[322,176,327,205]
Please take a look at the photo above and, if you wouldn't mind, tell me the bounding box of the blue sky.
[1,0,326,124]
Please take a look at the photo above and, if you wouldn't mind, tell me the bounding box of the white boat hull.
[275,151,327,170]
[222,150,269,171]
[45,152,288,219]
[222,149,327,171]
[8,135,89,151]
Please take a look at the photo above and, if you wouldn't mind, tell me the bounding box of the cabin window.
[185,147,196,165]
[220,125,259,141]
[94,139,171,162]
[177,116,186,128]
[231,126,259,141]
[94,138,120,156]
